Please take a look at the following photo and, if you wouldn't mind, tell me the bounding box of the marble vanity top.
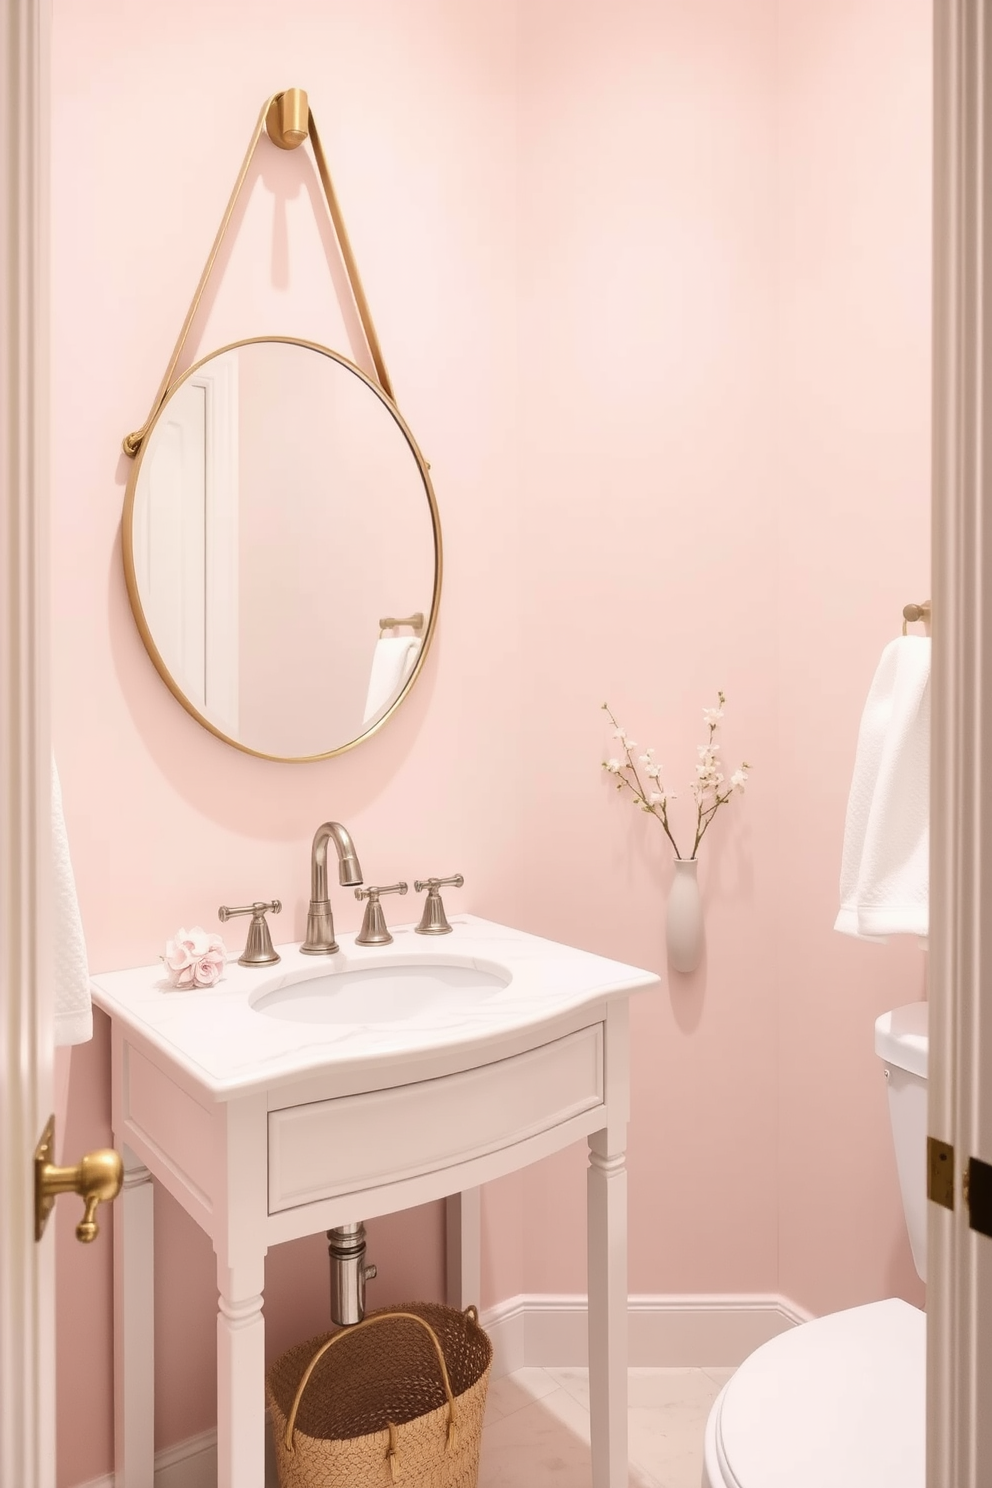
[90,915,659,1100]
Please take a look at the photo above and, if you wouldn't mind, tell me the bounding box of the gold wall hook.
[266,89,309,150]
[35,1116,123,1244]
[902,600,932,635]
[123,86,394,457]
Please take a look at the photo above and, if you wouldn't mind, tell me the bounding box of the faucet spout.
[301,822,363,955]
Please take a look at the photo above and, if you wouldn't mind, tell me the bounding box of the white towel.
[836,635,930,941]
[363,636,421,723]
[52,760,92,1045]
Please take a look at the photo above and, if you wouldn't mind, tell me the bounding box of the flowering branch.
[601,693,750,861]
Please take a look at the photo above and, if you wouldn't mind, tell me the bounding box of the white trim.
[480,1292,812,1379]
[930,4,992,1485]
[66,1293,812,1486]
[75,1427,219,1488]
[0,0,53,1485]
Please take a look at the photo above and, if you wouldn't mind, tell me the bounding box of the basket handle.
[284,1309,463,1470]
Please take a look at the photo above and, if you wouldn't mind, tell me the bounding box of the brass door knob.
[35,1116,123,1243]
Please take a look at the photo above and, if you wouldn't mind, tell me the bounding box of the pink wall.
[506,0,931,1312]
[50,2,931,1484]
[512,0,782,1298]
[774,0,931,1316]
[51,4,522,1483]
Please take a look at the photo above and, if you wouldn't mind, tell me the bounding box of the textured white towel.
[836,636,930,940]
[52,760,92,1045]
[363,636,421,723]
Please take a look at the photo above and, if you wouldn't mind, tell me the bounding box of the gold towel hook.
[902,600,932,635]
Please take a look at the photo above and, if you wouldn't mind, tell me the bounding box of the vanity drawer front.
[267,1022,604,1212]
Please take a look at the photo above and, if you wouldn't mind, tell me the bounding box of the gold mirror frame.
[121,334,442,763]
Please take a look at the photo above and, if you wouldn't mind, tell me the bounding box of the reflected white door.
[131,359,240,734]
[133,383,208,708]
[1,1,56,1484]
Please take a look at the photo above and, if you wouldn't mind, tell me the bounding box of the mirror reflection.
[124,338,439,760]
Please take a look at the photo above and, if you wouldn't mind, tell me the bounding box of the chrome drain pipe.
[328,1222,377,1326]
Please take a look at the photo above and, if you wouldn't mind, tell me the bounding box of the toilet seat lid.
[714,1299,925,1488]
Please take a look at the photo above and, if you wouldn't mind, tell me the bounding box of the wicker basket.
[266,1302,492,1488]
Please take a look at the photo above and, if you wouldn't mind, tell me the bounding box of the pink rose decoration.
[162,927,228,990]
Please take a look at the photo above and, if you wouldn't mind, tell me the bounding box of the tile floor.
[477,1365,735,1488]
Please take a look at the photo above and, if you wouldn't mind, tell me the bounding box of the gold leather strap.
[122,88,393,457]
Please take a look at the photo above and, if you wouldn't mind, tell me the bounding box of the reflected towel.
[835,635,930,941]
[53,759,92,1045]
[363,636,421,723]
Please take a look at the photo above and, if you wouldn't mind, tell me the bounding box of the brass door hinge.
[928,1136,955,1210]
[927,1137,992,1238]
[967,1155,992,1240]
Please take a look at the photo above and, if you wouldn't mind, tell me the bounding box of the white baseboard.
[75,1425,219,1488]
[75,1293,814,1486]
[480,1291,814,1379]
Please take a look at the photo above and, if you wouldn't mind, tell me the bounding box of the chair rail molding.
[930,3,992,1483]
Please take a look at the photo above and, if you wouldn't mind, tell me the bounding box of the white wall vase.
[666,857,704,973]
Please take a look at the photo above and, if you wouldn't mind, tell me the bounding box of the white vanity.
[92,915,658,1488]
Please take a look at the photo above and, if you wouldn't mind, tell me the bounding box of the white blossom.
[601,694,747,861]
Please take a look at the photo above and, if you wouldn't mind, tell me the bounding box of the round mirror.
[123,338,440,760]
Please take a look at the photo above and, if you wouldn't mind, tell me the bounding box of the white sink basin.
[91,917,661,1095]
[249,958,512,1025]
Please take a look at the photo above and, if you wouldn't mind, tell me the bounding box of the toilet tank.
[875,1002,928,1283]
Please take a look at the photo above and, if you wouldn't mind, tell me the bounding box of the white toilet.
[702,1001,928,1488]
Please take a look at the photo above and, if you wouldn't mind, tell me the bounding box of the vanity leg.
[216,1259,266,1488]
[587,1133,628,1488]
[113,1147,155,1488]
[445,1189,481,1311]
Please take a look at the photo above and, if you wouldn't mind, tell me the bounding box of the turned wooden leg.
[588,1133,628,1488]
[216,1256,266,1488]
[113,1147,155,1488]
[445,1189,481,1311]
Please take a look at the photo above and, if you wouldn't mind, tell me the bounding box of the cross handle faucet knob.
[218,900,282,966]
[354,882,408,946]
[413,875,464,935]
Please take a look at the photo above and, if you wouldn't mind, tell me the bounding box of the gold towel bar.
[379,612,425,636]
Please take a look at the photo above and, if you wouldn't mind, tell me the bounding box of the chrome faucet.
[300,822,363,955]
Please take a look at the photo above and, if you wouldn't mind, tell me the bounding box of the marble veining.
[90,915,659,1099]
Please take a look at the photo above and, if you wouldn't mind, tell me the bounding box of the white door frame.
[0,0,54,1485]
[929,3,992,1483]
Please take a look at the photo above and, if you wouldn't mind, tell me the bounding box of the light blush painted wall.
[50,4,522,1484]
[508,0,930,1312]
[774,0,931,1316]
[50,2,932,1484]
[512,0,782,1299]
